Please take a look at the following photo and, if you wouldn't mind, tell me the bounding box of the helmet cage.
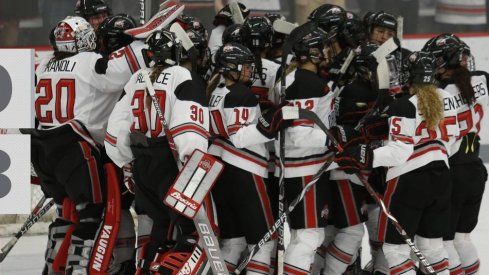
[54,16,97,53]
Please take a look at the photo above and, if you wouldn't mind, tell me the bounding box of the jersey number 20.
[35,78,75,124]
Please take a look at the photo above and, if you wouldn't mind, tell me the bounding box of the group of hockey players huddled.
[24,0,488,274]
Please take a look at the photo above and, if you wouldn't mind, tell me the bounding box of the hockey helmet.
[365,11,397,34]
[241,16,273,50]
[291,22,329,62]
[222,24,245,44]
[265,13,287,47]
[404,51,437,85]
[74,0,111,19]
[216,42,254,78]
[54,16,97,53]
[308,4,346,32]
[350,41,380,80]
[422,33,470,69]
[337,11,366,49]
[145,29,181,66]
[98,14,136,54]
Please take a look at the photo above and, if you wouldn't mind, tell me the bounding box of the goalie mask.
[422,33,470,69]
[404,51,437,85]
[216,42,255,81]
[54,16,97,53]
[98,13,136,55]
[144,29,181,67]
[241,16,273,50]
[308,4,346,32]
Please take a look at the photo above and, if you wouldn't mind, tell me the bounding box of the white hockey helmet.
[54,16,97,53]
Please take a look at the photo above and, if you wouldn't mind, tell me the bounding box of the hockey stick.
[142,71,230,275]
[139,0,145,25]
[125,2,184,39]
[229,1,245,24]
[170,22,199,70]
[234,107,338,274]
[272,19,298,35]
[353,173,437,274]
[0,197,55,262]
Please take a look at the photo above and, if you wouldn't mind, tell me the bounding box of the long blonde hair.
[145,65,166,109]
[410,84,444,130]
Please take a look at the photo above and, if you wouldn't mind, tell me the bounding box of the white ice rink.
[1,169,488,275]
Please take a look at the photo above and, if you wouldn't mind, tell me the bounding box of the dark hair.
[452,66,475,104]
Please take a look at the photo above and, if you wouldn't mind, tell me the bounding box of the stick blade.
[229,1,245,24]
[272,19,298,35]
[125,2,184,39]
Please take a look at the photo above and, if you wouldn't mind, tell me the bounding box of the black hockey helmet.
[222,24,245,44]
[365,11,397,34]
[74,0,111,19]
[144,29,180,67]
[350,41,380,80]
[241,16,273,50]
[404,51,437,85]
[216,42,254,78]
[264,12,287,47]
[98,14,136,54]
[337,11,366,49]
[422,33,470,69]
[178,16,211,74]
[213,2,250,27]
[291,22,329,62]
[308,4,346,32]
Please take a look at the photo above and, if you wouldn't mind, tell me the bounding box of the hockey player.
[207,42,288,273]
[308,4,346,33]
[74,0,111,30]
[208,2,250,56]
[264,13,287,64]
[425,33,488,275]
[335,51,460,275]
[105,29,210,274]
[32,16,136,274]
[97,13,137,56]
[318,42,387,275]
[271,22,336,275]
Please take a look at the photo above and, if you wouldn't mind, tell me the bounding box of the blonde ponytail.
[410,84,444,130]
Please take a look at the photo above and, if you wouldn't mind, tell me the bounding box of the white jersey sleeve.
[105,93,134,167]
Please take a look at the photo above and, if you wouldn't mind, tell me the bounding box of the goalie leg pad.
[65,202,104,274]
[44,215,73,274]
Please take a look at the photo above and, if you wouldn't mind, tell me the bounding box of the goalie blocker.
[164,149,224,219]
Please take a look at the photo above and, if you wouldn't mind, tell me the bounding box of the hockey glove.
[335,96,372,125]
[334,144,373,174]
[361,114,389,141]
[122,163,135,194]
[257,102,292,139]
[329,125,364,150]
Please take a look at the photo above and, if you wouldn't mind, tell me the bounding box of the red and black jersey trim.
[105,132,117,147]
[409,140,447,160]
[123,45,141,74]
[391,133,414,144]
[211,138,268,168]
[464,259,480,275]
[68,120,100,151]
[327,242,353,264]
[169,122,209,139]
[389,259,416,275]
[275,152,331,169]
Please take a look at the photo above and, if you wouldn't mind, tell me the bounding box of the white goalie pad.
[125,2,184,39]
[164,150,224,219]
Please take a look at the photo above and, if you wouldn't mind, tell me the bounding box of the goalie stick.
[125,1,184,39]
[272,19,298,35]
[0,197,55,262]
[142,71,229,275]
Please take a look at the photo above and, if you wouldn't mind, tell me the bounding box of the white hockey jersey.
[208,25,226,56]
[105,66,209,167]
[208,82,272,177]
[273,68,337,178]
[250,58,280,104]
[441,71,489,163]
[35,51,135,147]
[373,88,460,181]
